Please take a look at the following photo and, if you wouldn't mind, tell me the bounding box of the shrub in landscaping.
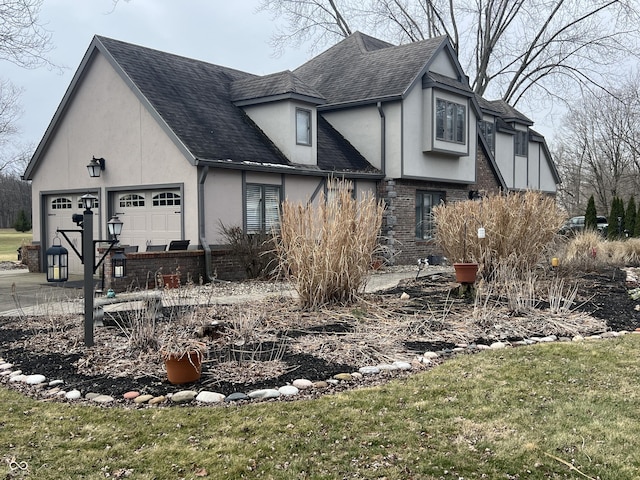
[561,231,640,269]
[585,195,597,230]
[218,222,276,279]
[274,178,384,309]
[433,191,564,278]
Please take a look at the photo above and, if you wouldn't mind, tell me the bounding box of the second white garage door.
[113,190,182,251]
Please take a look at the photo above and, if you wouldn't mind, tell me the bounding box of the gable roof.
[231,70,325,106]
[294,32,449,106]
[24,36,379,180]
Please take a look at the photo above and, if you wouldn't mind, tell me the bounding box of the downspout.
[198,165,214,282]
[377,102,386,174]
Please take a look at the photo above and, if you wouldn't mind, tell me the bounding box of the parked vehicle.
[559,216,608,236]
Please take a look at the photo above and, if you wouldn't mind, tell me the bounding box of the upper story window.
[479,120,495,154]
[515,130,528,156]
[119,194,145,208]
[246,184,281,234]
[296,108,311,146]
[436,98,466,144]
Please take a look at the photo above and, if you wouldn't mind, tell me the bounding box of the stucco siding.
[494,131,514,189]
[406,86,476,182]
[204,169,243,243]
[244,101,317,166]
[322,106,383,170]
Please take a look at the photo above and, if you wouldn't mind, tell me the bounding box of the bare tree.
[259,0,640,108]
[0,0,53,175]
[556,78,640,215]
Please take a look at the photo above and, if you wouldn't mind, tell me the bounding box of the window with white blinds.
[246,184,281,233]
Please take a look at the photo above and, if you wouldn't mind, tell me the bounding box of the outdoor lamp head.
[81,193,98,211]
[87,156,105,177]
[107,215,123,238]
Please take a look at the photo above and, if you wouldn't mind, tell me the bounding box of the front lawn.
[0,228,32,262]
[2,335,639,479]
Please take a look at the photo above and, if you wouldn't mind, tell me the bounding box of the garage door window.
[246,184,281,233]
[119,194,145,207]
[51,198,72,209]
[153,192,180,206]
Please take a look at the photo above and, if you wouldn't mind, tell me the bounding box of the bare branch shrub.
[433,191,564,278]
[274,178,384,309]
[218,222,277,279]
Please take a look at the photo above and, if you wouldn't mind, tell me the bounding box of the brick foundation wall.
[101,248,247,292]
[22,244,41,272]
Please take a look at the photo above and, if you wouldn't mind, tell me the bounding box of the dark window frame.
[416,190,445,240]
[435,98,466,144]
[515,130,528,156]
[245,184,282,234]
[296,108,312,146]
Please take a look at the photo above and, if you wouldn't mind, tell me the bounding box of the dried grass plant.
[274,178,384,309]
[433,191,564,278]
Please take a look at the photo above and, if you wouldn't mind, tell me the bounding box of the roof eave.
[233,92,326,107]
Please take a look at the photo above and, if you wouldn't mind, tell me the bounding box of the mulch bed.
[1,266,639,405]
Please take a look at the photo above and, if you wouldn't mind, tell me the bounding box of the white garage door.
[113,190,181,251]
[46,194,101,275]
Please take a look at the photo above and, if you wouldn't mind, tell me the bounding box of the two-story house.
[23,32,559,276]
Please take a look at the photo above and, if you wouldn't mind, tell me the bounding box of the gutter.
[197,166,214,282]
[377,102,386,174]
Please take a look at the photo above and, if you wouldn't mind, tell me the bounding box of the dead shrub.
[433,191,564,278]
[218,222,277,279]
[274,178,384,309]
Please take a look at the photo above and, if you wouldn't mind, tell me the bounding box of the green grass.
[2,336,640,479]
[0,228,32,262]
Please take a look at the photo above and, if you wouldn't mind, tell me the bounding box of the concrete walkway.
[0,265,450,317]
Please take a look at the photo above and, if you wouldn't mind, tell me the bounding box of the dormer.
[420,42,478,157]
[231,71,326,166]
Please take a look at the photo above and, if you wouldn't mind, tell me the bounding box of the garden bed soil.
[1,266,639,405]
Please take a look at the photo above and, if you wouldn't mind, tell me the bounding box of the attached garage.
[45,193,101,275]
[112,189,182,251]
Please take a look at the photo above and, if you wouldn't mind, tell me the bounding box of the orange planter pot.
[161,274,180,289]
[453,263,479,284]
[163,351,203,384]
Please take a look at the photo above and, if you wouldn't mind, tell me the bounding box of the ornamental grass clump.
[433,191,564,278]
[275,178,384,309]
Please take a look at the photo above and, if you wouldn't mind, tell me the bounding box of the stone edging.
[2,330,639,407]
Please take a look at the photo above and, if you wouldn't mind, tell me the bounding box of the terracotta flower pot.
[453,262,478,284]
[161,274,180,289]
[163,350,203,384]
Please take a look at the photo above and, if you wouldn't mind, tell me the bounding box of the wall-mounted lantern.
[86,156,105,178]
[46,237,69,282]
[112,249,127,278]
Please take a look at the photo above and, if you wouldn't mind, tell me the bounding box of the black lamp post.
[46,185,123,346]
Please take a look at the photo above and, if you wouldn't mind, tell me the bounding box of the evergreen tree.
[608,197,626,239]
[585,195,597,230]
[635,210,640,237]
[625,197,636,237]
[13,209,31,232]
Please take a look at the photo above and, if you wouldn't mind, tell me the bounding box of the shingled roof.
[96,36,291,165]
[294,32,447,105]
[97,36,380,175]
[230,70,325,105]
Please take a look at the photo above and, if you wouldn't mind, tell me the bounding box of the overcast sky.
[6,0,563,155]
[5,0,312,150]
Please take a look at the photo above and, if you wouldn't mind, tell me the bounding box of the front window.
[296,109,311,145]
[515,130,528,156]
[436,98,466,144]
[246,184,281,233]
[416,191,445,239]
[479,120,495,154]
